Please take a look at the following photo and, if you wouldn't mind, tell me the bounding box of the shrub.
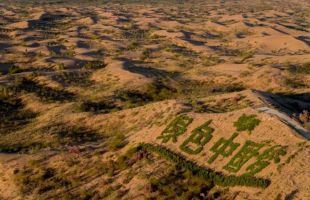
[107,133,127,151]
[284,78,306,88]
[0,88,36,132]
[8,65,23,74]
[45,124,101,145]
[148,166,216,199]
[83,60,106,69]
[52,71,94,87]
[14,166,72,197]
[78,100,120,114]
[288,62,310,74]
[202,55,223,66]
[11,77,75,103]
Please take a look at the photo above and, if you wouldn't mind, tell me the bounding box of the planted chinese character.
[234,114,261,134]
[208,132,240,164]
[224,140,264,173]
[180,120,214,154]
[157,114,193,143]
[245,145,287,175]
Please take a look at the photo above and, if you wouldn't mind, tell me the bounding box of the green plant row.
[138,143,270,188]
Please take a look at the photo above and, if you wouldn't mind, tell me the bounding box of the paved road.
[257,106,310,140]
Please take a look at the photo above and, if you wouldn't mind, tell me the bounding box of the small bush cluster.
[0,87,36,132]
[0,142,45,153]
[284,78,307,88]
[188,95,251,113]
[148,165,220,199]
[139,143,271,188]
[14,167,72,196]
[202,54,224,66]
[11,77,75,103]
[52,71,94,87]
[209,83,245,93]
[42,124,101,145]
[166,44,198,57]
[83,60,106,69]
[288,62,310,74]
[78,100,120,113]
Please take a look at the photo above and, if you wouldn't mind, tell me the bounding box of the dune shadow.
[120,58,180,79]
[296,36,310,47]
[28,12,68,30]
[180,30,204,46]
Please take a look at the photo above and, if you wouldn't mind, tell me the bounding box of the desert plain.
[0,0,310,199]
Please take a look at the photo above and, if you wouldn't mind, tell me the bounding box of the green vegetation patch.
[234,114,261,133]
[224,140,264,173]
[157,114,193,143]
[180,120,214,154]
[83,60,106,69]
[51,71,94,87]
[139,143,271,188]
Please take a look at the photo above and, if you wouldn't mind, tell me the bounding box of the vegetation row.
[138,143,271,188]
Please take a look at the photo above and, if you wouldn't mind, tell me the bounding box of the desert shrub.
[235,50,254,63]
[188,96,251,113]
[11,77,75,103]
[78,100,120,114]
[44,124,101,145]
[234,114,261,133]
[13,166,73,197]
[145,78,179,101]
[113,79,178,108]
[284,78,306,88]
[115,90,153,108]
[83,60,106,69]
[166,44,198,57]
[8,65,23,74]
[51,71,94,87]
[0,88,36,132]
[139,143,270,188]
[209,83,245,93]
[202,55,223,66]
[288,62,310,74]
[0,142,46,153]
[148,165,218,199]
[107,133,127,151]
[140,48,153,60]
